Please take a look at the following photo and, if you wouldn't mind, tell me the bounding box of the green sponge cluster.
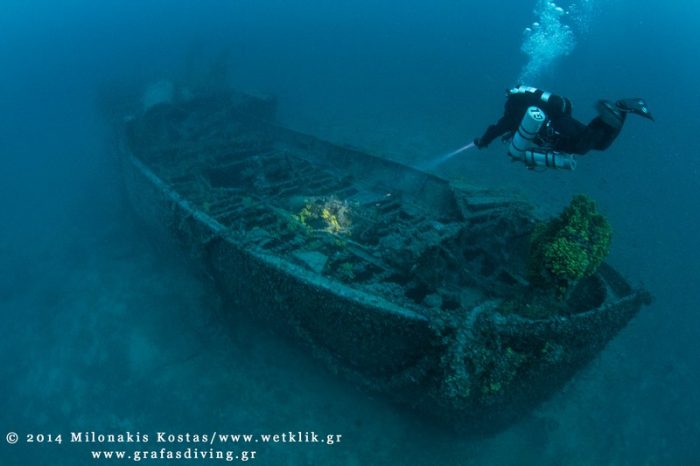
[529,195,612,293]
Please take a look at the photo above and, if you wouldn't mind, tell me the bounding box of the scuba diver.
[473,85,654,169]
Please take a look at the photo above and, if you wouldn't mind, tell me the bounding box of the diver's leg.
[588,100,626,151]
[554,99,650,154]
[584,116,623,151]
[549,116,590,154]
[584,98,653,151]
[568,101,626,154]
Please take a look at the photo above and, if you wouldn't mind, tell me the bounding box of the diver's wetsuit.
[476,86,623,155]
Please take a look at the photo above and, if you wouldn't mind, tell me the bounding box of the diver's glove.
[473,137,487,150]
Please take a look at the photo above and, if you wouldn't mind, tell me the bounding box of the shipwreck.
[114,84,651,432]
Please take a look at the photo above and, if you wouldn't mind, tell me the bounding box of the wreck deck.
[131,101,537,318]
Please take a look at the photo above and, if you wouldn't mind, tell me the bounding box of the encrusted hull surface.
[118,90,651,431]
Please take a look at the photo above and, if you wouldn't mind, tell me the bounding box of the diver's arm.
[475,94,532,149]
[475,114,515,149]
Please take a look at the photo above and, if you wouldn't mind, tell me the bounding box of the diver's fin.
[596,100,625,129]
[615,98,654,121]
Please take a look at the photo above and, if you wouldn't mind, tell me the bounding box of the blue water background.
[1,0,699,464]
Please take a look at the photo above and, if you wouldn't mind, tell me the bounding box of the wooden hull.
[118,91,651,431]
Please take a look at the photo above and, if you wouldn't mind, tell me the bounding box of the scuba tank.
[508,106,576,170]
